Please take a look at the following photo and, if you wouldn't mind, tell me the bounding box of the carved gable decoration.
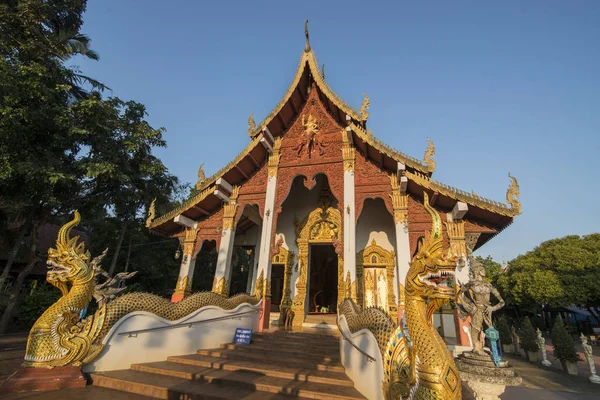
[279,85,345,164]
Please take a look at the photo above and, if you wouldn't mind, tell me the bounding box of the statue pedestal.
[590,374,600,384]
[457,351,522,400]
[0,366,87,393]
[541,359,552,367]
[463,380,506,400]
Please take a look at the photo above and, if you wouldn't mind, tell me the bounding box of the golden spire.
[360,94,370,119]
[145,199,156,228]
[423,138,436,172]
[247,113,256,137]
[304,19,311,52]
[506,173,521,215]
[195,163,205,190]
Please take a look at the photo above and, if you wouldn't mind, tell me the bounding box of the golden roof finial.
[145,199,156,228]
[424,138,436,172]
[506,173,521,215]
[247,113,256,137]
[360,94,370,119]
[304,19,311,52]
[195,163,205,190]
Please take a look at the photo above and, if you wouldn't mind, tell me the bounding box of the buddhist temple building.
[146,24,521,347]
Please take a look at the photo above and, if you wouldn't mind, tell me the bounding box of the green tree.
[495,234,600,321]
[496,315,512,345]
[518,317,539,353]
[0,0,179,332]
[475,255,503,283]
[551,315,580,366]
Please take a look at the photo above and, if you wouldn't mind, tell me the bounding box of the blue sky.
[76,1,600,263]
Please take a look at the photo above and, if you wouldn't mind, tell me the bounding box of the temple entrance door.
[308,244,338,314]
[270,264,284,312]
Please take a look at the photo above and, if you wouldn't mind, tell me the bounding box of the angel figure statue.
[457,256,505,355]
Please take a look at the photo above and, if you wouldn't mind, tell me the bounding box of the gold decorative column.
[172,226,198,302]
[390,175,408,226]
[268,137,282,177]
[445,216,466,258]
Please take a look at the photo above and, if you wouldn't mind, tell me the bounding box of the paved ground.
[2,332,600,399]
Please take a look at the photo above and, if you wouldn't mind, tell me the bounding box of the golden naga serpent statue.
[24,211,259,368]
[339,193,461,400]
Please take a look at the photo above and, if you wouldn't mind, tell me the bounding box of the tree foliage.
[551,315,580,364]
[0,0,182,332]
[496,315,512,345]
[495,234,600,312]
[518,317,539,353]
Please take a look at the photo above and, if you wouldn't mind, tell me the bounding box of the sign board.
[234,328,252,345]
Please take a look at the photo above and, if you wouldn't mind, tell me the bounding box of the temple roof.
[148,27,520,240]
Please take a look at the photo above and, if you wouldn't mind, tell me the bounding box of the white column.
[171,226,198,302]
[256,176,277,288]
[391,172,409,315]
[395,222,411,301]
[213,227,236,295]
[212,188,239,296]
[343,169,356,282]
[342,126,357,291]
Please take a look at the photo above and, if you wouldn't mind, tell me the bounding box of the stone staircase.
[90,330,366,399]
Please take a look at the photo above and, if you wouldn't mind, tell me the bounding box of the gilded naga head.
[47,211,93,296]
[405,193,458,301]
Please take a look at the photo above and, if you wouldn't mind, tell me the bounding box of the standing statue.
[511,325,521,355]
[581,334,600,384]
[537,328,552,366]
[457,256,505,355]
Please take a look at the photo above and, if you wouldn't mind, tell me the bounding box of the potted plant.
[497,315,513,354]
[551,315,581,375]
[519,317,539,361]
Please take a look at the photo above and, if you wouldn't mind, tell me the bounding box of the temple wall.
[356,198,396,253]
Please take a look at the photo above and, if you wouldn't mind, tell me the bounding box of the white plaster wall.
[83,300,262,373]
[356,198,396,253]
[338,315,384,400]
[432,312,457,339]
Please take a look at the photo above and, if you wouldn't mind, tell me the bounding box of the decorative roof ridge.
[149,133,266,229]
[248,52,309,138]
[405,170,520,217]
[149,184,214,229]
[248,46,369,138]
[306,50,365,121]
[348,122,433,173]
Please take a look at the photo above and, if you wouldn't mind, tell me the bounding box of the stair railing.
[118,309,261,338]
[336,317,376,363]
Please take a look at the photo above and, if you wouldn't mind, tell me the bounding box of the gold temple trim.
[406,170,519,217]
[148,133,265,229]
[348,122,433,174]
[248,48,366,139]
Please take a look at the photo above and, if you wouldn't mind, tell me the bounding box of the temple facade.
[147,30,520,346]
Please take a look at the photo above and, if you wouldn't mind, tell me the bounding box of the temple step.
[165,354,353,386]
[91,330,365,399]
[195,348,344,372]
